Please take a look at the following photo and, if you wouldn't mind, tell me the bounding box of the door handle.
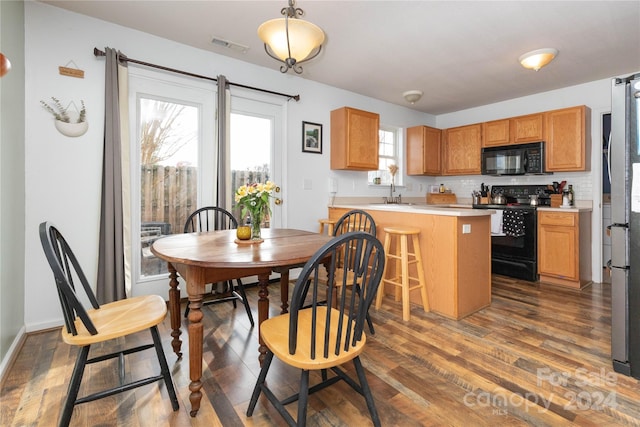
[274,198,282,205]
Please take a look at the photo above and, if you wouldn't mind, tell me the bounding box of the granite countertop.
[330,203,494,217]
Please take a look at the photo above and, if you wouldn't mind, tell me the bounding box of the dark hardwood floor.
[2,275,640,426]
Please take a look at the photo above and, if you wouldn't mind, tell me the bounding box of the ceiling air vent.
[210,37,249,54]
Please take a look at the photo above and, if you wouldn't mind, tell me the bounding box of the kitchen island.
[328,204,493,320]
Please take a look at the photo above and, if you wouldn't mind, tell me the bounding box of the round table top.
[151,228,333,269]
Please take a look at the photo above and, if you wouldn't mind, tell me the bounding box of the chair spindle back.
[39,222,100,336]
[184,206,238,233]
[288,231,384,359]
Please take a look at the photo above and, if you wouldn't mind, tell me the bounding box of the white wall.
[0,0,26,372]
[23,2,430,330]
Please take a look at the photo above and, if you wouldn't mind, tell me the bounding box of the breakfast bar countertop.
[330,203,494,217]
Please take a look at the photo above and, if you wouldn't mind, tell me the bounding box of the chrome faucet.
[383,182,402,204]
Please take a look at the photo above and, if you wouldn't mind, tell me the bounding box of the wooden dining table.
[151,228,333,417]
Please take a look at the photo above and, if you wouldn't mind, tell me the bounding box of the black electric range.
[472,185,551,281]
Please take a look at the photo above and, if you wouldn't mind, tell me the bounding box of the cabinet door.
[537,222,578,280]
[407,125,441,175]
[482,119,510,147]
[443,124,482,175]
[545,106,587,171]
[330,107,380,170]
[511,113,544,143]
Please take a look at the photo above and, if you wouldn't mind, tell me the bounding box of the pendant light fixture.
[519,48,558,71]
[258,0,325,74]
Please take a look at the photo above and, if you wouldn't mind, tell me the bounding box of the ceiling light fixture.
[257,0,325,74]
[519,48,558,71]
[403,90,423,104]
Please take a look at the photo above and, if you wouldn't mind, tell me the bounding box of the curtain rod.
[93,48,300,102]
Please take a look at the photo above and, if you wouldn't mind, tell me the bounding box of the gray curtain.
[216,75,229,207]
[97,48,128,304]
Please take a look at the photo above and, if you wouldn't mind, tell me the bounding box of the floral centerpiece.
[234,181,278,241]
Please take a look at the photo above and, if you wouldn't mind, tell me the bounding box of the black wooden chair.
[39,222,179,427]
[182,206,254,327]
[246,231,385,427]
[333,209,377,237]
[330,209,377,334]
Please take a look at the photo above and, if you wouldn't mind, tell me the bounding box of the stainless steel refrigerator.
[610,73,640,377]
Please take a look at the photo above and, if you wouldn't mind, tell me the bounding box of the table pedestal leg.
[257,272,271,365]
[187,293,204,417]
[167,263,182,358]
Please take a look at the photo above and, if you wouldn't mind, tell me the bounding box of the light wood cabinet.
[511,113,545,143]
[545,105,589,171]
[406,125,441,175]
[443,124,482,175]
[482,119,510,147]
[537,210,592,289]
[482,114,544,147]
[330,107,380,171]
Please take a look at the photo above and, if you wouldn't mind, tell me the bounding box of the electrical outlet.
[462,224,471,234]
[303,179,312,190]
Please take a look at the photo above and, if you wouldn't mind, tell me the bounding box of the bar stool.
[375,226,429,321]
[318,218,337,236]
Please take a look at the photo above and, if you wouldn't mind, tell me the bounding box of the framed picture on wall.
[302,121,322,154]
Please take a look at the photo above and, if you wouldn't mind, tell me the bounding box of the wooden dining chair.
[38,222,179,427]
[246,231,385,427]
[182,206,254,327]
[328,209,377,334]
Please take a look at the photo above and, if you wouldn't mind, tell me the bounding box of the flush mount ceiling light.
[519,48,558,71]
[403,90,423,104]
[257,0,325,74]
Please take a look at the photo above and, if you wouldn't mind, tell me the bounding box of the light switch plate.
[462,224,471,234]
[303,179,312,190]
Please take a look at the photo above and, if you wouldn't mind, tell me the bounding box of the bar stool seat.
[318,218,337,236]
[375,225,429,321]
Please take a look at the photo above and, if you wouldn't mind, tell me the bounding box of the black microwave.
[481,142,545,175]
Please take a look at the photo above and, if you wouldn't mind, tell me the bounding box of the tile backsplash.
[435,172,594,201]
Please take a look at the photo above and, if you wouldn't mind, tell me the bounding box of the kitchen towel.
[491,210,505,235]
[502,209,525,237]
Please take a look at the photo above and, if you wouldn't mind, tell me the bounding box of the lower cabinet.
[328,206,492,319]
[537,210,592,288]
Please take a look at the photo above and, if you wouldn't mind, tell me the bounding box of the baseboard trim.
[0,325,26,388]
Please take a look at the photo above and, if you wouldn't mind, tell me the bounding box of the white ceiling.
[42,1,640,115]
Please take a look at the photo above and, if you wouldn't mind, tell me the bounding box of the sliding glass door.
[127,72,285,296]
[229,93,284,228]
[129,69,215,295]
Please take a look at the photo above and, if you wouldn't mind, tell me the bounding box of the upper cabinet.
[482,113,544,147]
[330,107,380,171]
[406,125,442,175]
[511,113,545,144]
[443,124,482,175]
[482,119,510,147]
[545,105,590,172]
